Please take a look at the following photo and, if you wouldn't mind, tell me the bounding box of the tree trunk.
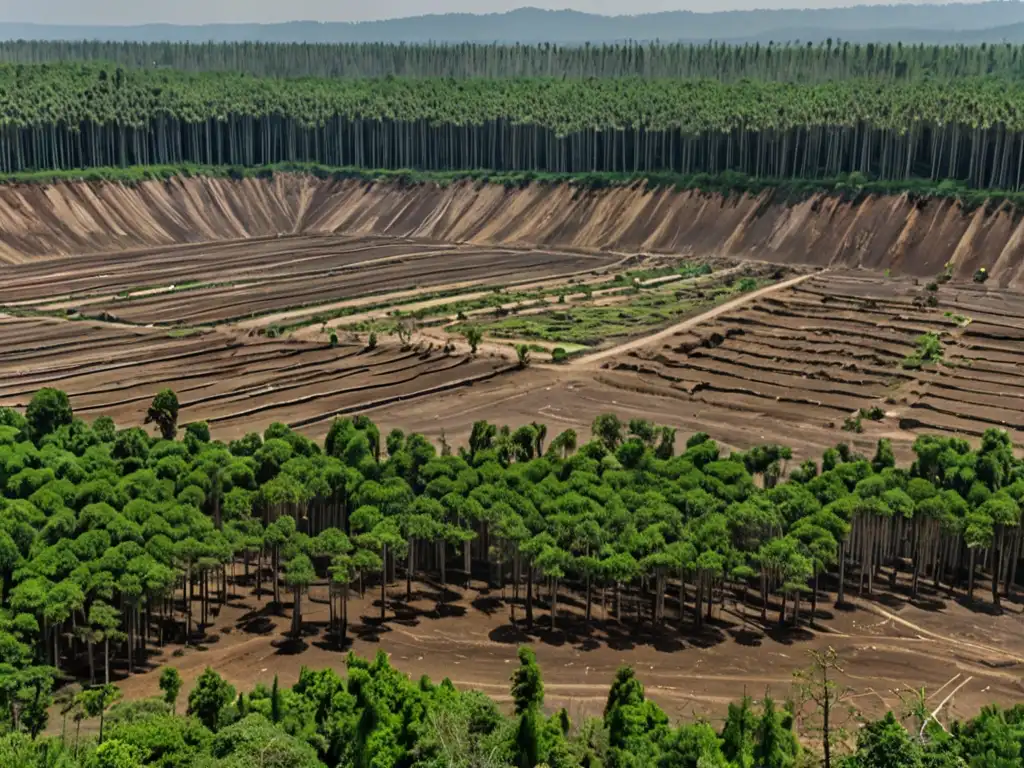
[87,639,95,685]
[551,579,558,632]
[341,583,348,646]
[836,540,847,607]
[292,588,302,637]
[968,549,977,601]
[526,566,534,629]
[811,569,819,627]
[993,526,1005,609]
[380,544,388,622]
[585,573,592,623]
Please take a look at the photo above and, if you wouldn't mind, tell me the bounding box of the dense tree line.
[5,647,1024,768]
[3,39,1024,82]
[2,65,1024,188]
[1,385,1022,710]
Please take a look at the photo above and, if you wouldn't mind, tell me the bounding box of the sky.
[0,0,986,27]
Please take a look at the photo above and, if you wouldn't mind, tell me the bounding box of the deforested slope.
[4,175,1024,286]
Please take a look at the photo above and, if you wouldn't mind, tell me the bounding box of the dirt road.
[571,271,819,367]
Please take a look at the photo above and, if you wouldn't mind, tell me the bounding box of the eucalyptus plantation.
[2,65,1024,189]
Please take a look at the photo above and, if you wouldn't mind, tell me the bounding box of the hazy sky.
[0,0,977,26]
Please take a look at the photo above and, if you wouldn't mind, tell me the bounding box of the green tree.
[145,389,180,441]
[846,712,924,768]
[515,344,531,368]
[462,326,483,354]
[25,389,73,441]
[753,695,800,768]
[187,667,235,732]
[91,739,143,768]
[284,554,315,638]
[510,646,544,715]
[80,684,120,744]
[721,695,758,768]
[158,667,182,714]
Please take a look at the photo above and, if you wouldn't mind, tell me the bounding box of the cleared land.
[107,569,1024,731]
[5,204,1024,731]
[0,315,512,440]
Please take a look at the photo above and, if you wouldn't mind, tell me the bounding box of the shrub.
[328,331,338,347]
[974,267,989,283]
[902,332,943,369]
[516,344,531,368]
[463,326,483,354]
[551,347,569,364]
[367,331,378,350]
[860,406,885,421]
[842,414,864,433]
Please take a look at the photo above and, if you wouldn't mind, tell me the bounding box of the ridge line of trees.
[4,39,1024,82]
[2,65,1024,188]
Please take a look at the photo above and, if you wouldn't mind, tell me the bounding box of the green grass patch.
[454,277,764,346]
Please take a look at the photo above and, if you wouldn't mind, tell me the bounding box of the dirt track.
[573,271,817,367]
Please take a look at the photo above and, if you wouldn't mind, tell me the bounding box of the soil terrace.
[4,176,1024,729]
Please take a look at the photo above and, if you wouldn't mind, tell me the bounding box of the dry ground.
[104,571,1024,733]
[6,230,1024,731]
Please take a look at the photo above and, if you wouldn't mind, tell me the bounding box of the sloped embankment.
[2,175,1022,285]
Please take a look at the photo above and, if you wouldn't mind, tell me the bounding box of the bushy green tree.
[187,668,235,732]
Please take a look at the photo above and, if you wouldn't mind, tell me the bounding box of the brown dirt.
[0,316,514,440]
[7,176,1024,727]
[2,177,1023,287]
[106,573,1024,731]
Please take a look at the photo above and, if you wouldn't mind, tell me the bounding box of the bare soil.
[106,572,1024,731]
[3,176,1024,288]
[6,177,1024,729]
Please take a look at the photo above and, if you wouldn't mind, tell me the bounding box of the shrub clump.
[902,332,944,370]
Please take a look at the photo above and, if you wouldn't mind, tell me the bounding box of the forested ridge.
[3,64,1024,189]
[1,387,1023,766]
[5,39,1024,81]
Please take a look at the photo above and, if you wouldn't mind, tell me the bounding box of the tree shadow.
[874,592,907,610]
[488,624,531,645]
[271,637,309,655]
[909,596,946,612]
[352,616,393,643]
[683,624,728,650]
[234,601,280,635]
[471,596,504,616]
[729,627,765,647]
[954,595,1007,617]
[237,616,276,635]
[435,602,468,619]
[311,634,354,653]
[764,624,815,645]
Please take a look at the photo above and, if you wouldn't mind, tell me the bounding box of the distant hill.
[5,4,1024,44]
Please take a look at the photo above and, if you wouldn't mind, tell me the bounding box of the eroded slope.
[3,176,1024,285]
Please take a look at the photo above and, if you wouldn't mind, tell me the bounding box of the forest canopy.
[1,64,1023,189]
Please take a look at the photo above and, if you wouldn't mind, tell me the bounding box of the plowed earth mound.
[0,315,514,440]
[2,176,1023,286]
